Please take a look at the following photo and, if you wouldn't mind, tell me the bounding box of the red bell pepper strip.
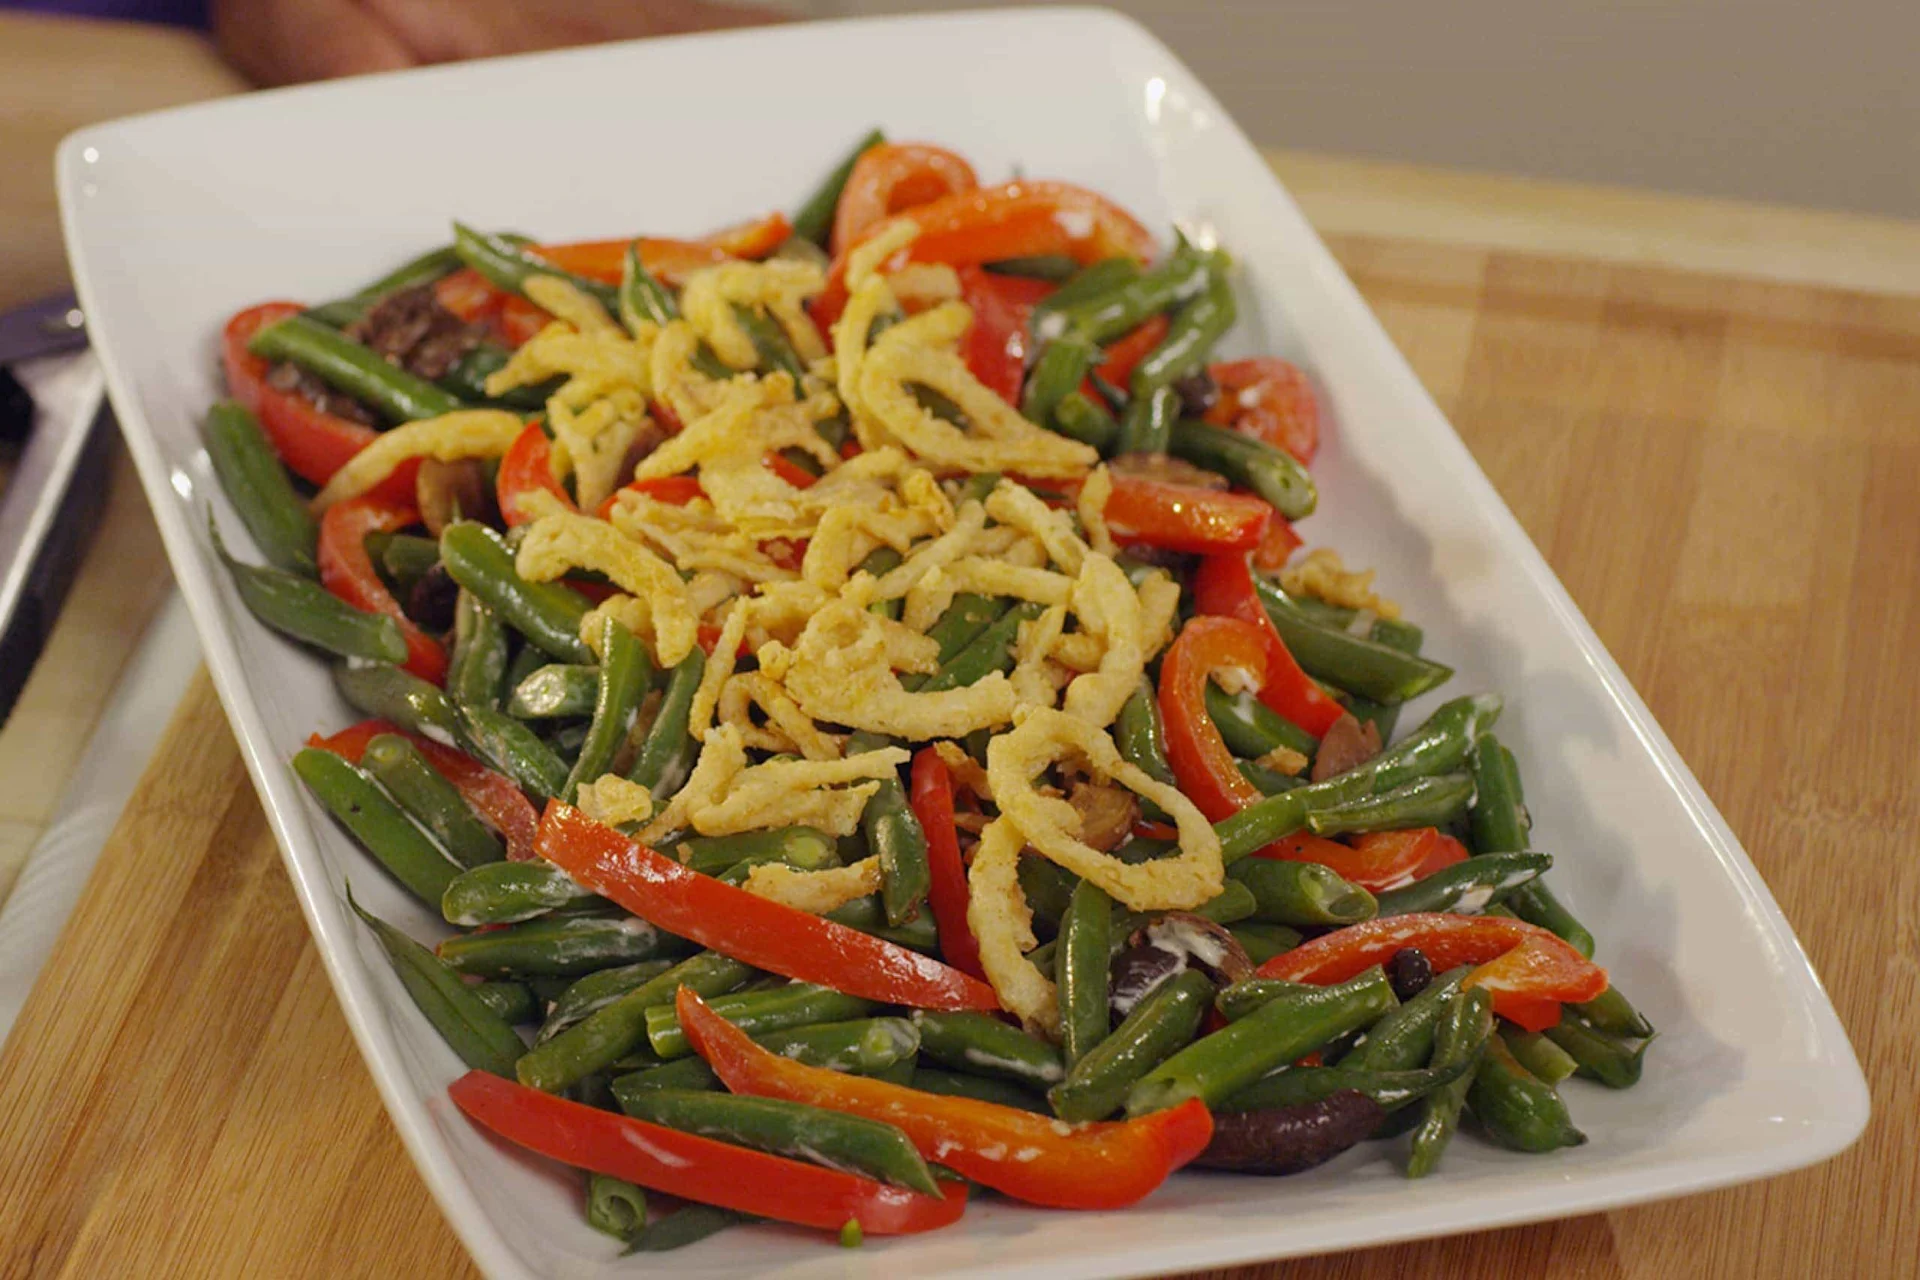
[1256,913,1609,1032]
[496,422,575,528]
[833,143,979,253]
[1157,616,1271,822]
[317,495,448,685]
[816,181,1156,332]
[309,719,539,861]
[433,270,506,330]
[677,987,1213,1210]
[1095,314,1171,387]
[533,236,731,288]
[701,210,793,260]
[1251,828,1442,893]
[956,266,1055,406]
[908,748,984,981]
[447,1070,968,1236]
[764,452,820,490]
[495,294,551,347]
[535,803,1000,1011]
[1191,553,1345,737]
[1253,508,1302,572]
[222,303,410,495]
[596,474,706,518]
[1205,357,1321,466]
[1104,475,1273,554]
[1417,832,1472,879]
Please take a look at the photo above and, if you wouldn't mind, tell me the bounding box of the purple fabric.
[5,0,210,27]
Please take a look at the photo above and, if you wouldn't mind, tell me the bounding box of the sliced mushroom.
[1108,912,1255,1021]
[416,456,491,537]
[1067,778,1140,854]
[1310,712,1382,783]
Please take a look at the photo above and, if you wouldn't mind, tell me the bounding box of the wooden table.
[1,13,1916,1278]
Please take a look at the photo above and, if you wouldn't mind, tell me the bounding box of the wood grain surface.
[1,233,1914,1279]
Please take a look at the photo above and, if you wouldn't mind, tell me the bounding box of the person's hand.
[213,0,790,87]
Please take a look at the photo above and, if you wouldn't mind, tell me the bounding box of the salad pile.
[203,131,1652,1251]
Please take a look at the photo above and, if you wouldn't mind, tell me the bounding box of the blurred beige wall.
[803,0,1920,218]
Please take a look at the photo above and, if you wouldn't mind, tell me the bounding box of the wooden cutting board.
[3,233,1915,1279]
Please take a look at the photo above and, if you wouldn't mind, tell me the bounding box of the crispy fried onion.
[742,856,883,914]
[521,274,618,334]
[311,410,523,511]
[967,817,1059,1036]
[608,491,796,584]
[768,598,1016,740]
[639,725,904,841]
[575,774,654,827]
[679,260,828,371]
[1060,552,1149,731]
[987,707,1223,911]
[515,510,697,665]
[716,672,843,761]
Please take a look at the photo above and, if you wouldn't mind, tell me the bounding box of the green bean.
[452,221,619,311]
[247,312,463,424]
[1219,1060,1470,1113]
[1056,878,1112,1067]
[1406,987,1495,1177]
[619,242,678,330]
[612,1057,719,1097]
[1055,243,1210,345]
[1169,418,1318,520]
[1049,968,1213,1123]
[622,1088,940,1195]
[630,1205,752,1252]
[1213,977,1316,1022]
[1343,966,1473,1072]
[585,1173,647,1245]
[1205,684,1320,762]
[507,662,600,719]
[1576,986,1656,1039]
[439,912,682,979]
[821,894,940,952]
[1256,580,1453,703]
[459,703,570,799]
[856,546,905,620]
[1502,1029,1579,1086]
[1032,257,1140,334]
[1375,851,1552,917]
[983,254,1082,282]
[204,401,317,576]
[897,595,1007,693]
[1021,333,1099,427]
[1049,389,1120,450]
[306,244,464,328]
[518,951,753,1093]
[1127,968,1397,1117]
[1470,733,1598,957]
[537,959,678,1041]
[1228,858,1376,927]
[1110,382,1176,456]
[362,733,503,868]
[1336,616,1425,740]
[912,1011,1065,1091]
[909,1067,1050,1113]
[730,303,810,381]
[1114,679,1177,816]
[1543,1014,1651,1088]
[472,980,539,1025]
[645,983,876,1060]
[1230,922,1303,965]
[1214,696,1501,863]
[563,617,653,803]
[1467,1031,1586,1152]
[345,884,523,1077]
[1016,854,1077,936]
[1130,258,1235,395]
[757,1018,921,1075]
[332,662,468,750]
[674,826,840,878]
[545,720,590,758]
[1238,759,1305,796]
[1303,772,1477,837]
[918,601,1043,692]
[791,127,885,247]
[442,860,601,927]
[442,521,591,661]
[211,517,407,664]
[840,731,930,927]
[436,343,556,411]
[295,749,461,906]
[447,589,511,711]
[627,647,704,799]
[372,533,442,594]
